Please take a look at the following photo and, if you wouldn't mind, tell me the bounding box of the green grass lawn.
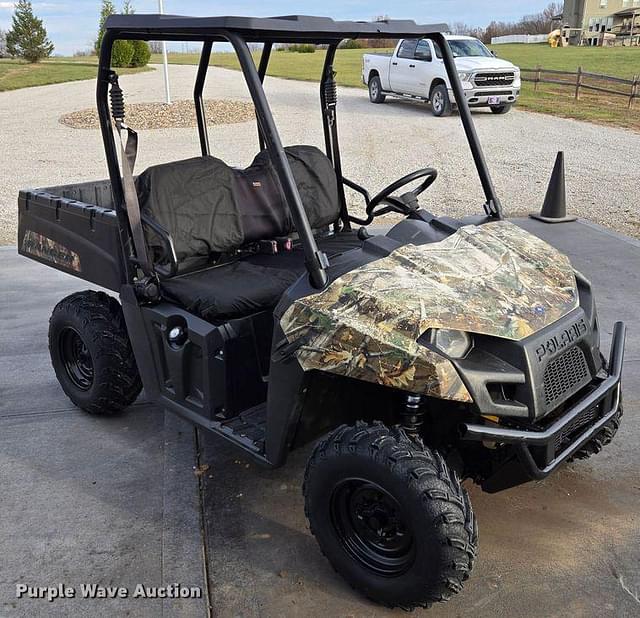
[490,43,640,78]
[151,45,640,130]
[151,48,378,88]
[490,44,640,130]
[0,58,149,92]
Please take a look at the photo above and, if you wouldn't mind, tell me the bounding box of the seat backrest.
[136,145,340,264]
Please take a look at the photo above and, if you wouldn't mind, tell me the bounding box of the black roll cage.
[97,14,503,290]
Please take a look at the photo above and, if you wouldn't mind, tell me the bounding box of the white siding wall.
[491,34,550,44]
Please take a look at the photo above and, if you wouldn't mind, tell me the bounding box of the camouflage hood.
[281,221,578,402]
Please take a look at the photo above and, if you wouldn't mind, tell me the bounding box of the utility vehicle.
[18,14,625,610]
[363,35,521,116]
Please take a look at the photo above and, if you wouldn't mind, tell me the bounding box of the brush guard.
[461,322,625,489]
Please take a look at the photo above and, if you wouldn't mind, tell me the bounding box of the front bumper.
[461,322,625,486]
[450,86,520,108]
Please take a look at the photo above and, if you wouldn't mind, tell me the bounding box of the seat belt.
[109,73,152,274]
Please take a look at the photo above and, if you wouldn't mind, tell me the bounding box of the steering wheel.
[344,168,438,226]
[367,168,438,218]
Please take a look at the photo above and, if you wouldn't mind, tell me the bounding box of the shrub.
[111,39,134,67]
[339,39,363,49]
[288,43,316,53]
[130,40,150,67]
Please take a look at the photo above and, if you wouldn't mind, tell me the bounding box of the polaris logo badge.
[535,318,588,362]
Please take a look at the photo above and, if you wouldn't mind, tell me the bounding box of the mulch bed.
[60,99,255,129]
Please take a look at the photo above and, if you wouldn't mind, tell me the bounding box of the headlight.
[458,72,473,82]
[429,329,472,359]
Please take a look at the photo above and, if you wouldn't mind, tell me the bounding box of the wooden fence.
[521,66,639,108]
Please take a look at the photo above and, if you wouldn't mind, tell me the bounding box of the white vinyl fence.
[491,34,549,45]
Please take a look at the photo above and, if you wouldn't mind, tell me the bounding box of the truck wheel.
[490,104,512,114]
[430,84,452,117]
[569,406,623,461]
[368,76,386,103]
[49,291,142,415]
[303,421,477,609]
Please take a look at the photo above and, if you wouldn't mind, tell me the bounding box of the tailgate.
[18,187,125,291]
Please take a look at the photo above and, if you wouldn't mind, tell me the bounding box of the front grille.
[474,72,515,87]
[543,346,590,410]
[474,90,514,97]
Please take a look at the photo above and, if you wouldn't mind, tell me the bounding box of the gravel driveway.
[1,64,639,245]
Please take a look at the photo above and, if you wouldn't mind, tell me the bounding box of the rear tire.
[303,422,477,609]
[368,75,386,104]
[490,104,512,114]
[49,291,142,415]
[430,84,452,117]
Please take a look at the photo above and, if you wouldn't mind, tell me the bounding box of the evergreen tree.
[6,0,54,63]
[0,29,8,58]
[95,0,116,54]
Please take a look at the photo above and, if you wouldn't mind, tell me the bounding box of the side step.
[216,404,267,456]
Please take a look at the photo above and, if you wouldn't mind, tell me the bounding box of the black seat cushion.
[160,230,363,322]
[161,261,300,322]
[137,145,340,264]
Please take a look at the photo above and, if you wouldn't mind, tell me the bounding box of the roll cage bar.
[97,14,503,290]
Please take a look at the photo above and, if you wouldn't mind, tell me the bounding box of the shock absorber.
[401,394,425,436]
[109,73,126,124]
[323,70,338,107]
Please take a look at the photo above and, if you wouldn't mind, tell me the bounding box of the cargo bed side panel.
[18,189,125,291]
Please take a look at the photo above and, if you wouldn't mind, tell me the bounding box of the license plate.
[488,96,501,105]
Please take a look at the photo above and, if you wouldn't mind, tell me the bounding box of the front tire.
[368,75,386,104]
[490,104,512,114]
[430,84,452,117]
[304,422,477,609]
[49,291,142,415]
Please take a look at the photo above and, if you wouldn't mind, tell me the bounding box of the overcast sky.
[0,1,550,55]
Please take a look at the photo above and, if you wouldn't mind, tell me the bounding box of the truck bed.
[18,179,125,291]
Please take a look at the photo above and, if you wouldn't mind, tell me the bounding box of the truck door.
[389,39,418,94]
[404,39,435,97]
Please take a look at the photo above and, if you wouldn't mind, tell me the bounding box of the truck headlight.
[458,72,473,83]
[429,329,472,359]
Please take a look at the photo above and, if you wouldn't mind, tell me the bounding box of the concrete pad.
[199,219,640,616]
[0,248,207,617]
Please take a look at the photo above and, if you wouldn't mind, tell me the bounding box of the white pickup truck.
[362,36,521,116]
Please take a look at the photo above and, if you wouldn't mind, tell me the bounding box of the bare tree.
[451,22,486,39]
[481,3,563,41]
[0,29,7,58]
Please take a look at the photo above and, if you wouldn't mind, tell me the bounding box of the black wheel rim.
[330,478,415,577]
[59,327,94,391]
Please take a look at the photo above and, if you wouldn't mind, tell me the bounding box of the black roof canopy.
[104,13,449,43]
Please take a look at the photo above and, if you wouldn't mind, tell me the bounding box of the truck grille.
[474,72,515,87]
[543,346,590,410]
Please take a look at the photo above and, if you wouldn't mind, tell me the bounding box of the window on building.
[599,0,608,7]
[607,16,614,31]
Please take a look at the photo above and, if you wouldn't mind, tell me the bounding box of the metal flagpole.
[158,0,171,104]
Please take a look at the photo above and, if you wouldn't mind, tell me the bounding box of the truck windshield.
[448,40,492,58]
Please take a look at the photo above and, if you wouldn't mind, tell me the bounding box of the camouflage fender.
[280,221,578,402]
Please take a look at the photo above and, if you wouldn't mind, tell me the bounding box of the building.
[562,0,640,45]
